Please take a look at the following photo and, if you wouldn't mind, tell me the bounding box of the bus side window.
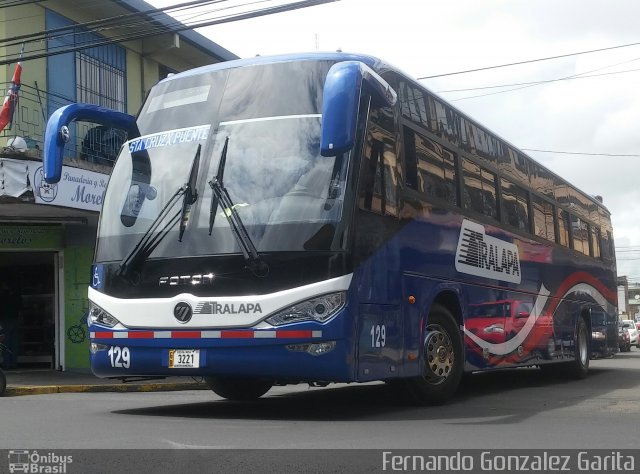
[532,195,555,242]
[571,214,589,256]
[403,127,457,206]
[501,177,530,233]
[590,226,601,259]
[361,138,383,212]
[462,158,498,220]
[359,108,398,217]
[601,230,613,261]
[556,208,570,247]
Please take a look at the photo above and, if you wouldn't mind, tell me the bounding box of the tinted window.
[399,81,431,129]
[500,149,529,185]
[557,208,570,247]
[501,177,530,232]
[530,163,554,199]
[404,128,457,205]
[571,214,589,255]
[461,118,504,164]
[462,158,498,220]
[532,195,555,242]
[360,107,398,216]
[591,226,601,259]
[601,230,614,261]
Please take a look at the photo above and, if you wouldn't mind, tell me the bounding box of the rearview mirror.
[44,103,139,183]
[320,61,397,157]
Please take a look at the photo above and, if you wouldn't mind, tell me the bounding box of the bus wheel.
[405,304,463,405]
[566,317,589,379]
[0,369,5,396]
[205,377,272,401]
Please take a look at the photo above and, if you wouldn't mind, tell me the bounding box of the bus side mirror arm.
[320,61,397,157]
[43,103,139,183]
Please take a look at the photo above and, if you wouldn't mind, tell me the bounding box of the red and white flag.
[0,62,22,132]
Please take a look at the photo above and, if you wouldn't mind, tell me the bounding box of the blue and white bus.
[44,53,618,403]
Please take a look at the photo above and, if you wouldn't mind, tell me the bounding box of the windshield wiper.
[208,137,228,235]
[208,136,269,278]
[179,144,201,241]
[118,146,202,282]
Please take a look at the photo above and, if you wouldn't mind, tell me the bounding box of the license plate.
[169,349,200,368]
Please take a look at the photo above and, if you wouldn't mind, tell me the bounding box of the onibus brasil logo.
[8,450,73,473]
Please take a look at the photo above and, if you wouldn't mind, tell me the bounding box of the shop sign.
[0,225,63,249]
[30,165,109,212]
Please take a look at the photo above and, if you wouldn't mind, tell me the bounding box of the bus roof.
[159,52,390,83]
[159,52,610,215]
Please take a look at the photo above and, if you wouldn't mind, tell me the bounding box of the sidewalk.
[1,368,208,397]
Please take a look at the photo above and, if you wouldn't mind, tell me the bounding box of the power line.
[0,0,122,24]
[0,0,225,47]
[437,66,640,93]
[0,0,339,66]
[417,40,640,80]
[2,0,337,58]
[439,55,640,101]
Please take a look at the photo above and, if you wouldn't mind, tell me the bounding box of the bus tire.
[566,316,589,379]
[405,304,463,405]
[0,369,5,396]
[543,317,590,378]
[205,377,272,400]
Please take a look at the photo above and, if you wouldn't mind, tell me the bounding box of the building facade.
[0,0,236,371]
[627,284,640,322]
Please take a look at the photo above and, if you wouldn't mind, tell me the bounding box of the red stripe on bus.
[128,331,155,339]
[221,331,254,338]
[276,330,313,338]
[94,332,114,338]
[171,331,202,339]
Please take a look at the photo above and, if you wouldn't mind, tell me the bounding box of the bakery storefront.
[0,153,105,371]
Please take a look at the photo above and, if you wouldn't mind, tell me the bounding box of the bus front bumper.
[89,325,354,382]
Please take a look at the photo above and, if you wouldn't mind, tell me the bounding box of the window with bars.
[76,52,126,112]
[75,46,126,165]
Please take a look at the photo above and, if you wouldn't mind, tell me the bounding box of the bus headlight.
[265,292,346,326]
[88,301,120,328]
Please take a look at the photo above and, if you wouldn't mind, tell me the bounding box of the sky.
[151,0,640,284]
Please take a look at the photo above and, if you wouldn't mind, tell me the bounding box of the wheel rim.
[423,324,455,385]
[578,324,588,366]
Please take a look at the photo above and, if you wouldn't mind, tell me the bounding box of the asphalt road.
[2,351,640,452]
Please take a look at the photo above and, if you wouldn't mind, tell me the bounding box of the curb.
[4,382,209,397]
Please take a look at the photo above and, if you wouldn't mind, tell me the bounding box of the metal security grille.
[75,52,126,112]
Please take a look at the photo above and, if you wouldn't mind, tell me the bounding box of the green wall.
[63,245,93,370]
[0,224,94,370]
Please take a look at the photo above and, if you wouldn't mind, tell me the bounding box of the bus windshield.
[95,60,348,263]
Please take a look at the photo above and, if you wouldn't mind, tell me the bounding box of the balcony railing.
[0,82,128,173]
